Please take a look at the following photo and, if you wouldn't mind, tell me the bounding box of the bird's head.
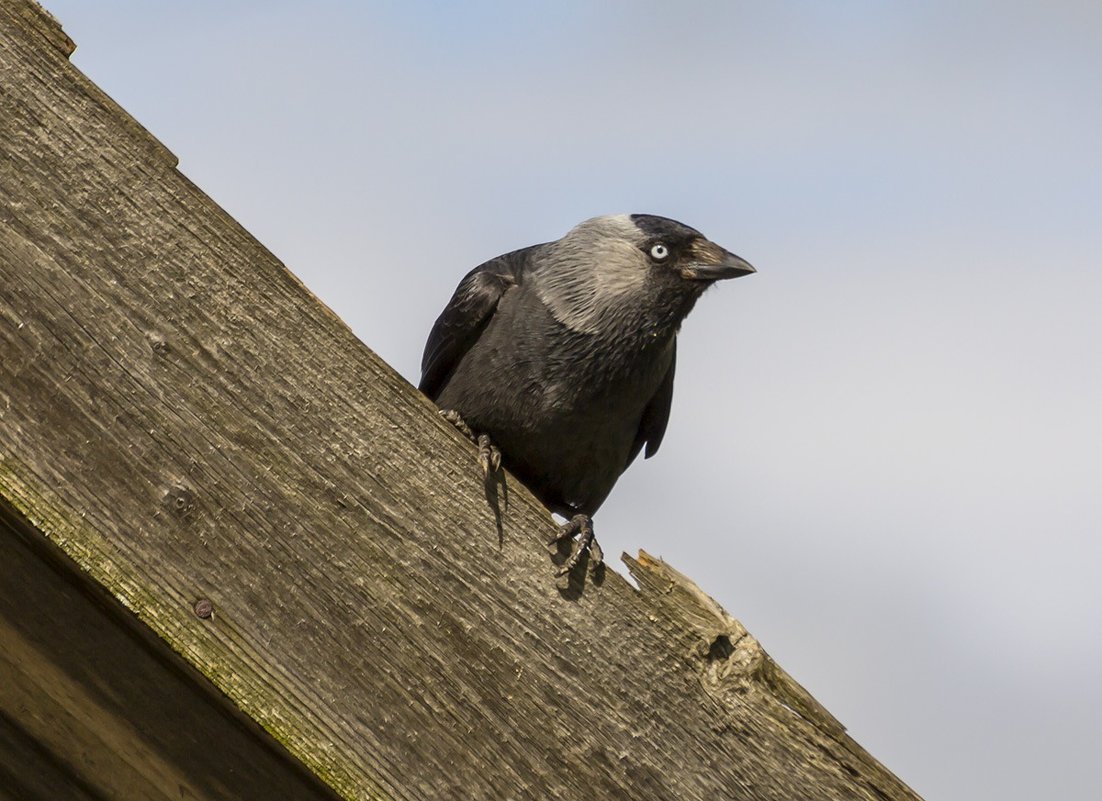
[536,214,755,335]
[626,214,756,282]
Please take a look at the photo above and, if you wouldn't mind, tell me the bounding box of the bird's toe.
[440,409,475,440]
[552,514,601,575]
[476,433,502,477]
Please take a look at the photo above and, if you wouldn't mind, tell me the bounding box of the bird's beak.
[680,240,756,281]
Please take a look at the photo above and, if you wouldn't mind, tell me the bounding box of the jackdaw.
[419,214,755,574]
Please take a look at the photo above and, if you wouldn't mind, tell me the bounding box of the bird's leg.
[439,409,502,476]
[549,513,603,575]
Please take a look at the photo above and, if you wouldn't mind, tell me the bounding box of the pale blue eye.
[650,244,669,260]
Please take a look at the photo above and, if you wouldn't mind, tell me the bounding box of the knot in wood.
[164,484,196,518]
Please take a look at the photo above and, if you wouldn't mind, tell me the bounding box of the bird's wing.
[627,344,676,467]
[418,246,536,399]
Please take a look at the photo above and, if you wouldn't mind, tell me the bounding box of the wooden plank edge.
[12,1,73,58]
[5,2,179,170]
[0,461,383,801]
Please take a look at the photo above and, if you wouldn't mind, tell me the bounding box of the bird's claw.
[549,513,602,575]
[440,409,474,439]
[441,410,501,476]
[476,433,502,477]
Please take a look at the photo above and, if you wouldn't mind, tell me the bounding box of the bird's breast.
[434,286,676,514]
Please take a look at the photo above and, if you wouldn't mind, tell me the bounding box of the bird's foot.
[549,513,603,575]
[440,410,501,477]
[476,433,502,476]
[440,408,474,438]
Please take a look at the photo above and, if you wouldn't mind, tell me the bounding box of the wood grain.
[0,3,922,799]
[0,511,341,801]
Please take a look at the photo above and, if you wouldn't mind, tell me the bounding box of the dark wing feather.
[627,344,676,467]
[418,246,536,399]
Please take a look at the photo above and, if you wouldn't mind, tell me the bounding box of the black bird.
[419,214,755,574]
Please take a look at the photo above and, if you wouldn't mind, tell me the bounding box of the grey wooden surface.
[0,2,922,799]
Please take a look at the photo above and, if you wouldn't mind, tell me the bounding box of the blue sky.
[45,2,1101,799]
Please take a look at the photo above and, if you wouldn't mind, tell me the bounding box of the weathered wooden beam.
[0,509,342,801]
[0,2,922,799]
